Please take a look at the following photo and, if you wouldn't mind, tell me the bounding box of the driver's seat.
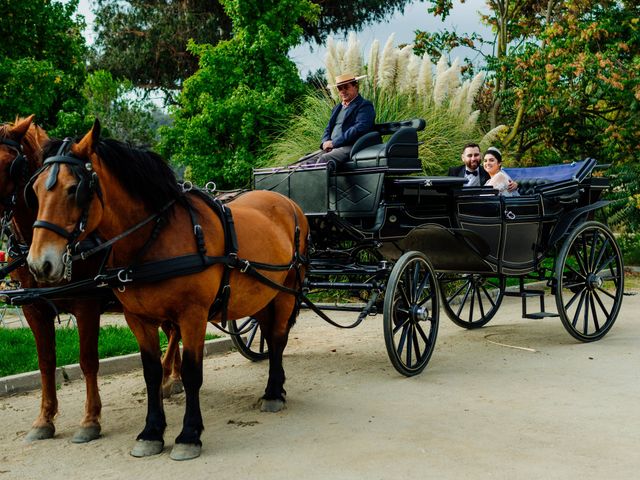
[340,118,425,173]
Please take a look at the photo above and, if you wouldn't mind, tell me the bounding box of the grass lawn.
[0,325,218,378]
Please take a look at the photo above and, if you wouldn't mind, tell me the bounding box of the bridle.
[0,136,28,215]
[25,138,102,278]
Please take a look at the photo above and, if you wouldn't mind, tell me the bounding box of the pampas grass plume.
[377,34,397,90]
[417,56,433,100]
[367,40,380,88]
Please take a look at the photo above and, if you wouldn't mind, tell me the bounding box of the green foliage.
[619,234,640,266]
[91,0,412,100]
[269,36,487,174]
[159,0,319,188]
[0,325,218,378]
[502,1,640,165]
[0,0,87,130]
[0,326,136,377]
[603,163,640,233]
[83,71,159,145]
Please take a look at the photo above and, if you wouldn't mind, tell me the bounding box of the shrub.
[268,33,506,174]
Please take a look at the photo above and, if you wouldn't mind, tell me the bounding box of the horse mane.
[43,137,184,213]
[0,117,48,160]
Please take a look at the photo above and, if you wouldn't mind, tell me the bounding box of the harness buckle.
[194,224,202,236]
[117,269,133,284]
[240,260,250,273]
[62,247,73,281]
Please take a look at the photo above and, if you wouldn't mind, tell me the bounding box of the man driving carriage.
[303,73,375,166]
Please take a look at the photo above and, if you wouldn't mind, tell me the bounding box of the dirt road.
[1,292,639,479]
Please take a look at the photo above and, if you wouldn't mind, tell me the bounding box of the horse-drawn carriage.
[243,118,624,375]
[0,116,624,459]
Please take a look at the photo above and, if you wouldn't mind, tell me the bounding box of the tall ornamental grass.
[269,33,505,173]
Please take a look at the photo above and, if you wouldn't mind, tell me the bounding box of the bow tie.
[465,170,478,176]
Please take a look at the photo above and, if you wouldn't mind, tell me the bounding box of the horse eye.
[67,184,78,196]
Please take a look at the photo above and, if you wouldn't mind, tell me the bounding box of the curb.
[0,337,234,397]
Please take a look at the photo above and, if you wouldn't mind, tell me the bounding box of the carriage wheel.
[228,317,269,361]
[555,221,624,342]
[439,274,505,329]
[383,251,439,376]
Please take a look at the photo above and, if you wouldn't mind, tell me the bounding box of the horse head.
[0,115,47,216]
[27,120,104,283]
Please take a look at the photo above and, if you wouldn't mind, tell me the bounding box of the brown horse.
[0,117,182,443]
[26,121,309,460]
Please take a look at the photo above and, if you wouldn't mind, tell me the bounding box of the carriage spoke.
[404,325,413,366]
[245,323,259,349]
[477,286,486,319]
[589,292,601,332]
[571,242,588,276]
[480,284,497,308]
[592,290,611,319]
[595,286,616,301]
[411,325,422,364]
[595,254,617,276]
[446,277,470,301]
[593,236,610,272]
[398,279,412,309]
[415,321,430,344]
[565,262,586,281]
[467,283,476,324]
[455,282,473,318]
[571,291,587,328]
[392,316,411,335]
[563,287,583,311]
[395,323,409,356]
[588,230,600,271]
[583,292,590,335]
[415,270,430,301]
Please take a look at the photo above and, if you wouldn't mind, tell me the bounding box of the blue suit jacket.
[321,95,375,149]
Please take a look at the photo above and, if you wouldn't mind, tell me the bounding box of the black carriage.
[245,118,624,376]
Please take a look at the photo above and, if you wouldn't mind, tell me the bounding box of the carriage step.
[504,289,545,298]
[524,312,560,319]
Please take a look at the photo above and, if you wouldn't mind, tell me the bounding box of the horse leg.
[160,322,183,398]
[125,314,166,458]
[23,304,57,442]
[70,303,102,443]
[170,311,207,461]
[260,287,299,413]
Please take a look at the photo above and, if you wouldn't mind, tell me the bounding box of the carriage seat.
[515,178,553,195]
[340,118,426,173]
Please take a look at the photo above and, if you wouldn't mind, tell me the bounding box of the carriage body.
[253,119,624,375]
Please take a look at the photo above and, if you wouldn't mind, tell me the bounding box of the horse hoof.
[260,398,285,413]
[162,379,184,398]
[25,425,55,442]
[170,443,201,461]
[71,425,101,444]
[130,440,164,457]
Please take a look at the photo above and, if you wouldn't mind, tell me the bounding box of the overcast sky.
[75,0,493,75]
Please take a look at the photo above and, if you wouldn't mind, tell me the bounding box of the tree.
[90,0,412,103]
[0,0,87,129]
[503,1,639,164]
[415,1,639,165]
[158,0,319,188]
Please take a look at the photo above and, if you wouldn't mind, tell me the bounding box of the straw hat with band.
[331,73,367,88]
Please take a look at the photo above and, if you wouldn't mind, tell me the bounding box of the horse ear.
[11,115,35,140]
[76,119,101,156]
[91,118,101,145]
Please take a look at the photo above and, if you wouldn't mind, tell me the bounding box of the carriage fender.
[548,200,611,247]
